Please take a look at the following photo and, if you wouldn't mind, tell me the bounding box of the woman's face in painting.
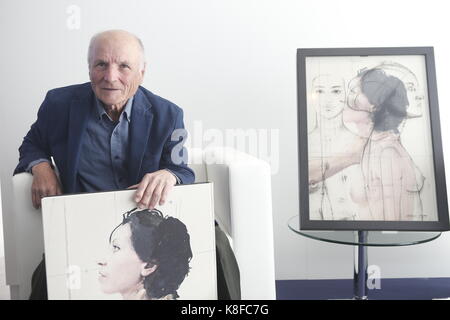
[311,74,346,119]
[97,224,152,295]
[403,73,424,118]
[346,76,375,113]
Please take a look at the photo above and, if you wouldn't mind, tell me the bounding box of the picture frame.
[297,47,449,231]
[41,183,217,299]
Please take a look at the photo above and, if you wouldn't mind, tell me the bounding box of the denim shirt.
[76,97,134,192]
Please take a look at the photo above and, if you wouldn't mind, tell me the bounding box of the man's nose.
[104,66,119,83]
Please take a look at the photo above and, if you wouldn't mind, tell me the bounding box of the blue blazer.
[14,82,195,193]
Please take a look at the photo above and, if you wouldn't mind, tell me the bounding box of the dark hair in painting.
[109,208,192,299]
[360,68,409,132]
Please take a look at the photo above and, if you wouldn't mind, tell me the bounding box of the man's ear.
[140,62,147,79]
[141,262,157,277]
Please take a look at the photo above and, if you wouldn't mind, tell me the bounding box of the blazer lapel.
[66,87,93,192]
[129,87,154,183]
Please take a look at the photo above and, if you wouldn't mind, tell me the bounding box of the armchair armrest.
[203,147,276,300]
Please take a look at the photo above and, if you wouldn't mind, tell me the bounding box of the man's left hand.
[128,169,177,210]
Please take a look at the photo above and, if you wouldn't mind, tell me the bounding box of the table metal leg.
[353,231,368,300]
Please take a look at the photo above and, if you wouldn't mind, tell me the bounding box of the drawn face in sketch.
[347,76,374,113]
[311,74,346,119]
[402,73,424,118]
[376,62,425,118]
[97,223,156,296]
[97,208,192,300]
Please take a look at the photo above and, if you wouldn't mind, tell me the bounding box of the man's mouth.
[101,88,120,91]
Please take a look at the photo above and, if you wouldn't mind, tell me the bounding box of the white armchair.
[4,147,276,300]
[189,147,276,300]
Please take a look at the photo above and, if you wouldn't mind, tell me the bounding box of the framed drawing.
[41,182,217,299]
[297,47,449,231]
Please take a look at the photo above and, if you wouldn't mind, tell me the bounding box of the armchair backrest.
[10,173,43,299]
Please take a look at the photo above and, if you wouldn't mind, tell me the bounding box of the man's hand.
[128,169,177,210]
[31,162,63,209]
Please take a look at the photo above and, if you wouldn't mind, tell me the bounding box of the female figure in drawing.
[308,74,368,220]
[97,208,192,299]
[347,68,425,221]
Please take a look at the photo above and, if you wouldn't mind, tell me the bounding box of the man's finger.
[135,175,152,203]
[159,183,173,206]
[127,184,139,190]
[32,189,38,209]
[36,191,42,209]
[39,189,48,198]
[139,180,159,209]
[48,186,57,196]
[149,183,164,209]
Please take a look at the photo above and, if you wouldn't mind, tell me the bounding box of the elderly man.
[15,30,193,207]
[15,30,240,300]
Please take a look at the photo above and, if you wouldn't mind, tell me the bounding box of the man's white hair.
[87,30,146,70]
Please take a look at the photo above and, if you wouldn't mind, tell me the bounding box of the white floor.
[0,256,10,300]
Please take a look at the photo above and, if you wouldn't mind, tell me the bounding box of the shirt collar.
[95,96,134,123]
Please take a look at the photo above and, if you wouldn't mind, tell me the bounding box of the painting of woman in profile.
[347,68,425,221]
[97,208,193,300]
[301,49,444,230]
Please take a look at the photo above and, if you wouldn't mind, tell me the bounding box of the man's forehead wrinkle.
[92,48,136,65]
[93,42,140,60]
[94,56,132,64]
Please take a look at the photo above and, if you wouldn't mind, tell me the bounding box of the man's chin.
[97,96,126,107]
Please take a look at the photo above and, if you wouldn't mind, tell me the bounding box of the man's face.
[89,33,145,107]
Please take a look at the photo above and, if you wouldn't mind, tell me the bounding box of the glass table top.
[288,215,442,247]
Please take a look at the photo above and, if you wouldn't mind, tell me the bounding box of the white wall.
[1,0,450,284]
[0,181,4,258]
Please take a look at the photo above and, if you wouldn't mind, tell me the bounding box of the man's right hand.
[31,162,63,209]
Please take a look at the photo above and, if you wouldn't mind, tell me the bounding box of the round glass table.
[288,215,442,299]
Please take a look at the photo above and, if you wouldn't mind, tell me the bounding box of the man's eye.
[332,89,342,94]
[315,89,324,94]
[96,62,106,67]
[112,245,120,252]
[120,64,130,69]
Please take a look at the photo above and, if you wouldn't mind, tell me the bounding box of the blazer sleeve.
[14,92,53,175]
[159,108,195,184]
